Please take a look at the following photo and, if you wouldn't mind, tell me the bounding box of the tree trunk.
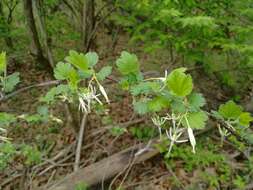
[82,0,95,52]
[33,0,54,68]
[0,1,14,48]
[23,0,50,68]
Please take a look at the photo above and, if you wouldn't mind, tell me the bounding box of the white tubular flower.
[98,83,110,104]
[187,127,196,153]
[218,124,230,137]
[151,115,166,139]
[78,85,103,114]
[156,70,168,82]
[78,95,89,113]
[184,115,196,153]
[165,127,187,143]
[151,115,166,126]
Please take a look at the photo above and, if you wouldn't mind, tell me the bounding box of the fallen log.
[40,142,159,190]
[39,127,212,190]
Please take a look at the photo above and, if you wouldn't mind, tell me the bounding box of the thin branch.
[85,7,116,52]
[0,80,60,102]
[74,113,88,171]
[209,114,252,146]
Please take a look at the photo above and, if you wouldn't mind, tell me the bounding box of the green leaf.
[0,52,6,74]
[211,110,223,120]
[0,112,16,127]
[41,84,70,103]
[65,50,88,72]
[54,62,75,80]
[130,82,151,96]
[68,70,80,90]
[179,16,216,28]
[4,72,20,92]
[96,66,112,81]
[182,111,208,129]
[23,114,43,123]
[21,145,42,165]
[148,96,170,112]
[110,126,127,136]
[86,52,98,67]
[77,70,92,79]
[218,100,243,119]
[239,112,253,127]
[166,68,193,97]
[133,100,149,114]
[188,93,206,111]
[119,78,130,90]
[171,99,187,113]
[116,51,140,75]
[130,82,160,96]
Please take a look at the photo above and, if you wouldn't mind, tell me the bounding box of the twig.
[117,156,137,190]
[101,136,120,190]
[0,80,60,102]
[88,118,145,138]
[122,172,171,189]
[32,143,74,172]
[38,152,75,176]
[108,141,137,190]
[209,114,252,146]
[74,113,88,171]
[85,7,116,52]
[0,173,22,187]
[46,170,57,187]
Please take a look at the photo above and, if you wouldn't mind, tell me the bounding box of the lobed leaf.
[182,111,208,129]
[116,51,140,75]
[41,84,70,103]
[4,72,20,92]
[148,96,170,112]
[239,112,253,127]
[54,62,75,80]
[130,81,160,96]
[166,68,193,97]
[188,92,206,111]
[65,50,88,72]
[96,66,112,81]
[218,100,243,119]
[133,100,149,114]
[85,52,99,67]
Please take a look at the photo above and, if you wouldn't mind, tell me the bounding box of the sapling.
[116,51,210,156]
[0,52,20,141]
[42,50,112,170]
[212,100,253,145]
[116,51,253,156]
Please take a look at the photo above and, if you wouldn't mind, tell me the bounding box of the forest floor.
[1,31,252,190]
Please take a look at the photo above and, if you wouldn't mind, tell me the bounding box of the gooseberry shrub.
[42,50,111,113]
[1,50,253,174]
[115,51,253,156]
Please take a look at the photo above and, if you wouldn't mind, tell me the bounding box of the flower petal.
[98,84,110,103]
[187,127,196,153]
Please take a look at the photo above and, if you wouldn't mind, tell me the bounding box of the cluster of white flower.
[78,78,109,114]
[151,112,196,156]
